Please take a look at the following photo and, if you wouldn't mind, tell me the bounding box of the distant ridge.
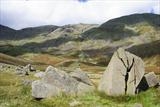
[0,25,59,40]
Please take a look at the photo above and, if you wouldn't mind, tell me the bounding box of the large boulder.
[32,80,61,98]
[98,48,145,96]
[32,66,95,98]
[42,66,79,95]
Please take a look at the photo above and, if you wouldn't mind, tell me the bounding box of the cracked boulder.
[98,48,145,96]
[32,66,95,98]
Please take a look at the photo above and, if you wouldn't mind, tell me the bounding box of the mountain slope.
[0,25,16,39]
[82,13,160,41]
[0,25,59,40]
[0,13,159,69]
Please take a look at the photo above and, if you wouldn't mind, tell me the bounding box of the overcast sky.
[0,0,159,29]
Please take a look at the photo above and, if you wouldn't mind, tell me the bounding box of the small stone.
[133,103,143,107]
[69,100,82,107]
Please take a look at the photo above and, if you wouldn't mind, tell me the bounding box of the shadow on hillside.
[127,40,160,58]
[22,36,72,48]
[82,40,160,59]
[82,26,139,40]
[0,36,72,56]
[0,38,159,62]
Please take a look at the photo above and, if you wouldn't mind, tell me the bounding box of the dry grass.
[145,66,160,74]
[0,53,30,66]
[80,63,105,73]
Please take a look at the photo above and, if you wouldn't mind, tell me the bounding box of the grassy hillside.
[82,13,160,41]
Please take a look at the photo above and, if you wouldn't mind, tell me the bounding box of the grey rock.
[144,72,159,87]
[0,63,17,72]
[43,66,79,95]
[69,100,82,107]
[98,48,145,96]
[34,72,45,78]
[133,103,143,107]
[70,68,93,86]
[77,82,95,95]
[32,80,60,98]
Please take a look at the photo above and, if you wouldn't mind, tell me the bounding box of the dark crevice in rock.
[35,98,43,101]
[72,76,91,86]
[117,51,135,94]
[135,77,149,94]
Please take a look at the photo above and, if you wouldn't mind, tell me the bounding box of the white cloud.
[0,0,159,29]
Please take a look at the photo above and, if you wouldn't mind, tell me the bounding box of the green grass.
[0,72,160,107]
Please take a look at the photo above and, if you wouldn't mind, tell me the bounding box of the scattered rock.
[15,66,27,75]
[70,68,93,85]
[98,48,145,96]
[144,72,159,87]
[34,72,45,78]
[0,63,17,72]
[15,64,36,75]
[69,100,82,107]
[32,66,95,98]
[133,103,143,107]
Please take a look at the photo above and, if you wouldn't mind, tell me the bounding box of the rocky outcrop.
[32,66,95,98]
[98,48,145,96]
